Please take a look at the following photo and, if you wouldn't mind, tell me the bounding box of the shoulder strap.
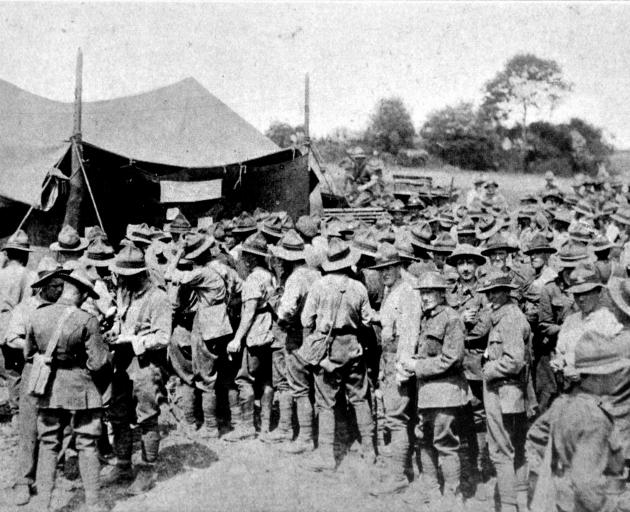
[43,307,76,358]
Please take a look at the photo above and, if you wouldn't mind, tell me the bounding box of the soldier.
[271,230,321,451]
[368,243,421,496]
[536,242,587,411]
[300,238,375,472]
[25,268,110,512]
[225,233,277,441]
[0,229,36,423]
[166,233,233,439]
[400,271,467,508]
[6,258,66,506]
[445,244,493,499]
[478,271,531,512]
[103,244,172,494]
[49,225,88,264]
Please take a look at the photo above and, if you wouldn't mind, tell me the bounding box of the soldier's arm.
[140,293,173,350]
[300,283,319,331]
[483,314,525,380]
[277,274,303,323]
[85,315,109,372]
[414,315,465,378]
[538,286,560,338]
[396,288,421,359]
[5,302,30,350]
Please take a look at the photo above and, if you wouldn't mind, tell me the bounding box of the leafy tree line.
[265,53,613,174]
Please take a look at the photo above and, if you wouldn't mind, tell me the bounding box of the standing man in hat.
[399,271,467,508]
[536,242,587,411]
[0,229,36,423]
[225,232,277,441]
[165,233,233,440]
[445,244,493,499]
[467,175,487,208]
[481,232,532,303]
[368,243,421,495]
[5,257,66,506]
[49,225,88,264]
[270,230,321,450]
[103,244,172,494]
[478,271,531,512]
[300,238,376,472]
[25,267,109,512]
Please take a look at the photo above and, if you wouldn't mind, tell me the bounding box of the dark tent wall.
[5,146,309,247]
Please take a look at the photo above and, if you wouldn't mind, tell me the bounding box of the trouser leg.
[36,409,66,507]
[73,410,103,506]
[433,408,462,496]
[173,379,197,426]
[15,363,38,486]
[345,356,374,458]
[418,410,440,491]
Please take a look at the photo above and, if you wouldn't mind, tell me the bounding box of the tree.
[481,54,572,164]
[366,97,415,154]
[265,121,297,148]
[420,102,498,170]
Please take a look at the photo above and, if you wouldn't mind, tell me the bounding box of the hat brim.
[478,282,519,293]
[185,238,216,260]
[82,256,114,268]
[58,274,99,299]
[611,214,630,226]
[557,259,586,269]
[271,246,306,261]
[109,262,148,275]
[409,238,433,252]
[261,226,283,239]
[609,277,630,318]
[568,282,603,294]
[475,221,503,241]
[523,246,557,256]
[4,244,32,253]
[127,235,152,246]
[369,258,402,270]
[31,269,69,288]
[321,248,361,272]
[480,245,518,256]
[591,243,616,252]
[446,253,487,267]
[241,246,269,258]
[50,239,89,252]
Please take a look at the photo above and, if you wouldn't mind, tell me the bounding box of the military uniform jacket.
[25,299,109,410]
[277,265,321,351]
[448,280,491,381]
[483,300,531,414]
[379,278,421,361]
[414,304,468,409]
[538,279,575,354]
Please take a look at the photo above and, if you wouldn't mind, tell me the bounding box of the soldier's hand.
[227,338,242,354]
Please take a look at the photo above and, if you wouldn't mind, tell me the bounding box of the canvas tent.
[0,77,310,244]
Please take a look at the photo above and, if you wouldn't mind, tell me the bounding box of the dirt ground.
[0,401,496,512]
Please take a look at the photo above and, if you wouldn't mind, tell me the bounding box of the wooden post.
[304,73,310,140]
[63,48,85,229]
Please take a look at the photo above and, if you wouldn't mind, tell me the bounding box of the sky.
[0,2,629,146]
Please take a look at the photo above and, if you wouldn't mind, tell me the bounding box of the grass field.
[318,162,576,210]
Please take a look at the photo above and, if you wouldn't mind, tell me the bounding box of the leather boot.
[282,396,314,454]
[110,424,133,467]
[300,408,336,472]
[262,391,292,444]
[223,392,256,442]
[199,390,219,440]
[354,401,376,464]
[79,447,103,509]
[370,438,409,496]
[127,463,157,496]
[34,446,57,510]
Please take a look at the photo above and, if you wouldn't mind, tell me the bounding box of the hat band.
[115,259,146,269]
[328,246,350,262]
[186,238,205,254]
[280,243,304,252]
[87,252,114,261]
[353,241,378,253]
[131,232,152,242]
[59,240,82,250]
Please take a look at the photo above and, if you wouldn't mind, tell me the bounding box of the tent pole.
[62,47,86,230]
[304,73,310,141]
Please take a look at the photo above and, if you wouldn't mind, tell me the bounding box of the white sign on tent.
[160,179,222,203]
